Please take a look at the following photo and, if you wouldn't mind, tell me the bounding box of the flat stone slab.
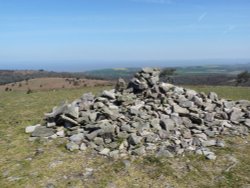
[31,126,55,137]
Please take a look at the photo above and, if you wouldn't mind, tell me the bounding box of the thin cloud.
[131,0,173,4]
[223,25,236,34]
[198,12,207,22]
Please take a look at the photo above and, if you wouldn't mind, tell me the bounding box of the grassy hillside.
[176,63,250,75]
[83,64,250,86]
[0,77,112,92]
[185,85,250,101]
[0,86,250,187]
[2,63,250,87]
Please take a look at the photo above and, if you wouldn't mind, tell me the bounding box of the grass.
[184,85,250,101]
[0,85,250,187]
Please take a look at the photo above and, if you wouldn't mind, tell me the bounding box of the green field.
[0,86,250,188]
[185,85,250,101]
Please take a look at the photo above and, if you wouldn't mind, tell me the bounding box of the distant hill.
[1,63,250,88]
[83,63,250,86]
[175,63,250,75]
[84,67,140,81]
[0,77,113,92]
[0,70,104,85]
[83,63,250,79]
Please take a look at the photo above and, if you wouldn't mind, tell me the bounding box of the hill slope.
[0,77,112,92]
[0,86,250,187]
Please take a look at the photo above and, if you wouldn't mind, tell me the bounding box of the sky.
[0,0,250,70]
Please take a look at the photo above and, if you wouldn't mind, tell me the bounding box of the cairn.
[26,68,250,160]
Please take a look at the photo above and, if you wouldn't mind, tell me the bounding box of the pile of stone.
[26,68,250,160]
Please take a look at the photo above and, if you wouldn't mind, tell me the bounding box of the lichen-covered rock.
[31,126,55,137]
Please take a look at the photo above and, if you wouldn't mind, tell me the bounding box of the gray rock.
[194,133,207,141]
[60,114,80,126]
[173,87,184,95]
[115,78,126,92]
[117,131,130,139]
[117,93,135,103]
[206,153,217,160]
[45,103,68,118]
[208,92,218,101]
[215,111,229,120]
[94,145,103,151]
[66,142,79,151]
[160,119,175,131]
[230,107,244,122]
[142,67,154,73]
[50,134,57,139]
[121,124,131,132]
[173,104,189,114]
[25,124,41,133]
[216,140,225,147]
[145,134,160,143]
[46,183,55,188]
[221,120,232,128]
[145,143,157,150]
[64,104,79,119]
[149,76,159,85]
[237,100,250,108]
[202,140,217,147]
[182,130,192,139]
[99,148,110,156]
[150,118,161,130]
[244,119,250,128]
[129,106,140,115]
[77,111,90,122]
[189,114,203,125]
[204,113,214,122]
[69,133,84,144]
[94,137,104,146]
[108,104,119,111]
[127,133,142,145]
[89,112,98,122]
[47,122,56,128]
[86,129,102,140]
[179,100,194,108]
[158,130,170,139]
[102,90,116,99]
[186,89,197,99]
[192,96,203,106]
[224,101,235,109]
[109,150,119,159]
[159,83,174,92]
[204,103,216,112]
[80,143,87,151]
[129,78,148,91]
[156,148,174,157]
[141,73,150,79]
[132,146,146,156]
[100,124,115,135]
[204,130,215,137]
[94,102,105,109]
[31,126,55,137]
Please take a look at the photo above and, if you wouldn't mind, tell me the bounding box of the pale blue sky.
[0,0,250,70]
